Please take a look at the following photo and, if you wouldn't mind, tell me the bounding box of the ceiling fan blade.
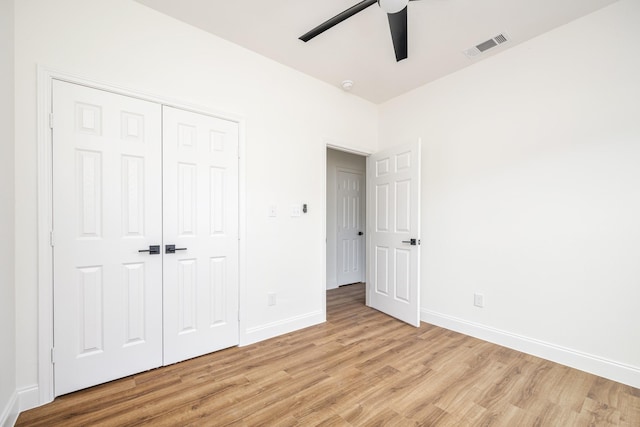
[387,7,408,61]
[299,0,377,42]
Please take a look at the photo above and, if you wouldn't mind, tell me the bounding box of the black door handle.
[138,245,160,255]
[401,239,420,246]
[165,244,187,254]
[358,231,364,236]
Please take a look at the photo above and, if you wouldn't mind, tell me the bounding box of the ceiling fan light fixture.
[378,0,409,14]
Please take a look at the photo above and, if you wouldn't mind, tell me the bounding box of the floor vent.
[463,33,510,58]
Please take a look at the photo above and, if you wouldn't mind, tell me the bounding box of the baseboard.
[241,310,325,346]
[0,391,19,427]
[421,308,640,389]
[17,385,39,413]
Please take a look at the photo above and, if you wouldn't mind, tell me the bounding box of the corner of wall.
[0,391,18,427]
[240,310,325,347]
[0,0,17,424]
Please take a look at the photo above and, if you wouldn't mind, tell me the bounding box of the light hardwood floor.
[17,283,640,426]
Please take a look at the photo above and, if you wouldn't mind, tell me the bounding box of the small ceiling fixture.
[341,80,354,91]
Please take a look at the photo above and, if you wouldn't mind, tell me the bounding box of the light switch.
[291,205,302,217]
[268,205,277,217]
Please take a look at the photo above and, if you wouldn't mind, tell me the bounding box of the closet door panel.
[52,80,163,396]
[162,106,239,365]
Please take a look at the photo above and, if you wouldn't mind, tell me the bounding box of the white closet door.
[337,170,365,285]
[52,80,163,396]
[162,106,239,365]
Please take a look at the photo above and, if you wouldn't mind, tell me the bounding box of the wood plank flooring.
[17,283,640,426]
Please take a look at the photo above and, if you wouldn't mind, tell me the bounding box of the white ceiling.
[135,0,617,104]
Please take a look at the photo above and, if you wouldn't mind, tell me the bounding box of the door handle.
[401,239,420,246]
[358,231,364,236]
[165,244,187,254]
[138,245,160,255]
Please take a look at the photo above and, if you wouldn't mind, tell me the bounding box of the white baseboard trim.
[0,391,19,427]
[17,385,40,413]
[421,308,640,389]
[241,310,325,346]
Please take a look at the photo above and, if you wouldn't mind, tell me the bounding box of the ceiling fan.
[299,0,421,62]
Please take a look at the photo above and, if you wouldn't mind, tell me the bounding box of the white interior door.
[337,170,365,285]
[162,106,240,365]
[367,141,421,327]
[52,80,163,396]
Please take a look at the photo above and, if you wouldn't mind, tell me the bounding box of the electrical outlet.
[474,293,484,308]
[268,292,276,306]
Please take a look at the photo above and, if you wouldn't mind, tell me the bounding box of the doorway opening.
[326,147,367,293]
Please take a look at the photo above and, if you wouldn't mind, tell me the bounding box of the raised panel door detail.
[210,130,225,152]
[351,196,358,229]
[121,112,145,142]
[77,266,104,356]
[340,196,346,227]
[178,163,197,236]
[123,263,146,346]
[341,239,349,273]
[76,102,102,135]
[376,184,389,232]
[77,150,102,239]
[395,179,411,233]
[375,246,389,295]
[351,238,359,272]
[394,249,410,302]
[395,151,411,171]
[178,124,196,149]
[376,158,390,177]
[341,194,358,230]
[122,156,144,237]
[210,167,225,236]
[210,257,226,326]
[178,259,198,334]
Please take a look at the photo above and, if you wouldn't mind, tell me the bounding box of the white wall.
[14,0,378,403]
[0,0,17,424]
[379,0,640,387]
[326,148,367,289]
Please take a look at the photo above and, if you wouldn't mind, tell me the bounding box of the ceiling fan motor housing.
[378,0,410,14]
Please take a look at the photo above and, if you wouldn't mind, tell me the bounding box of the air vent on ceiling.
[463,33,510,58]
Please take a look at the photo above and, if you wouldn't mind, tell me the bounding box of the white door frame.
[36,66,247,406]
[324,140,422,312]
[323,142,373,304]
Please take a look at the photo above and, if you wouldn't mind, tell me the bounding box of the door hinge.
[51,348,55,364]
[238,310,240,322]
[49,113,54,129]
[50,231,55,247]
